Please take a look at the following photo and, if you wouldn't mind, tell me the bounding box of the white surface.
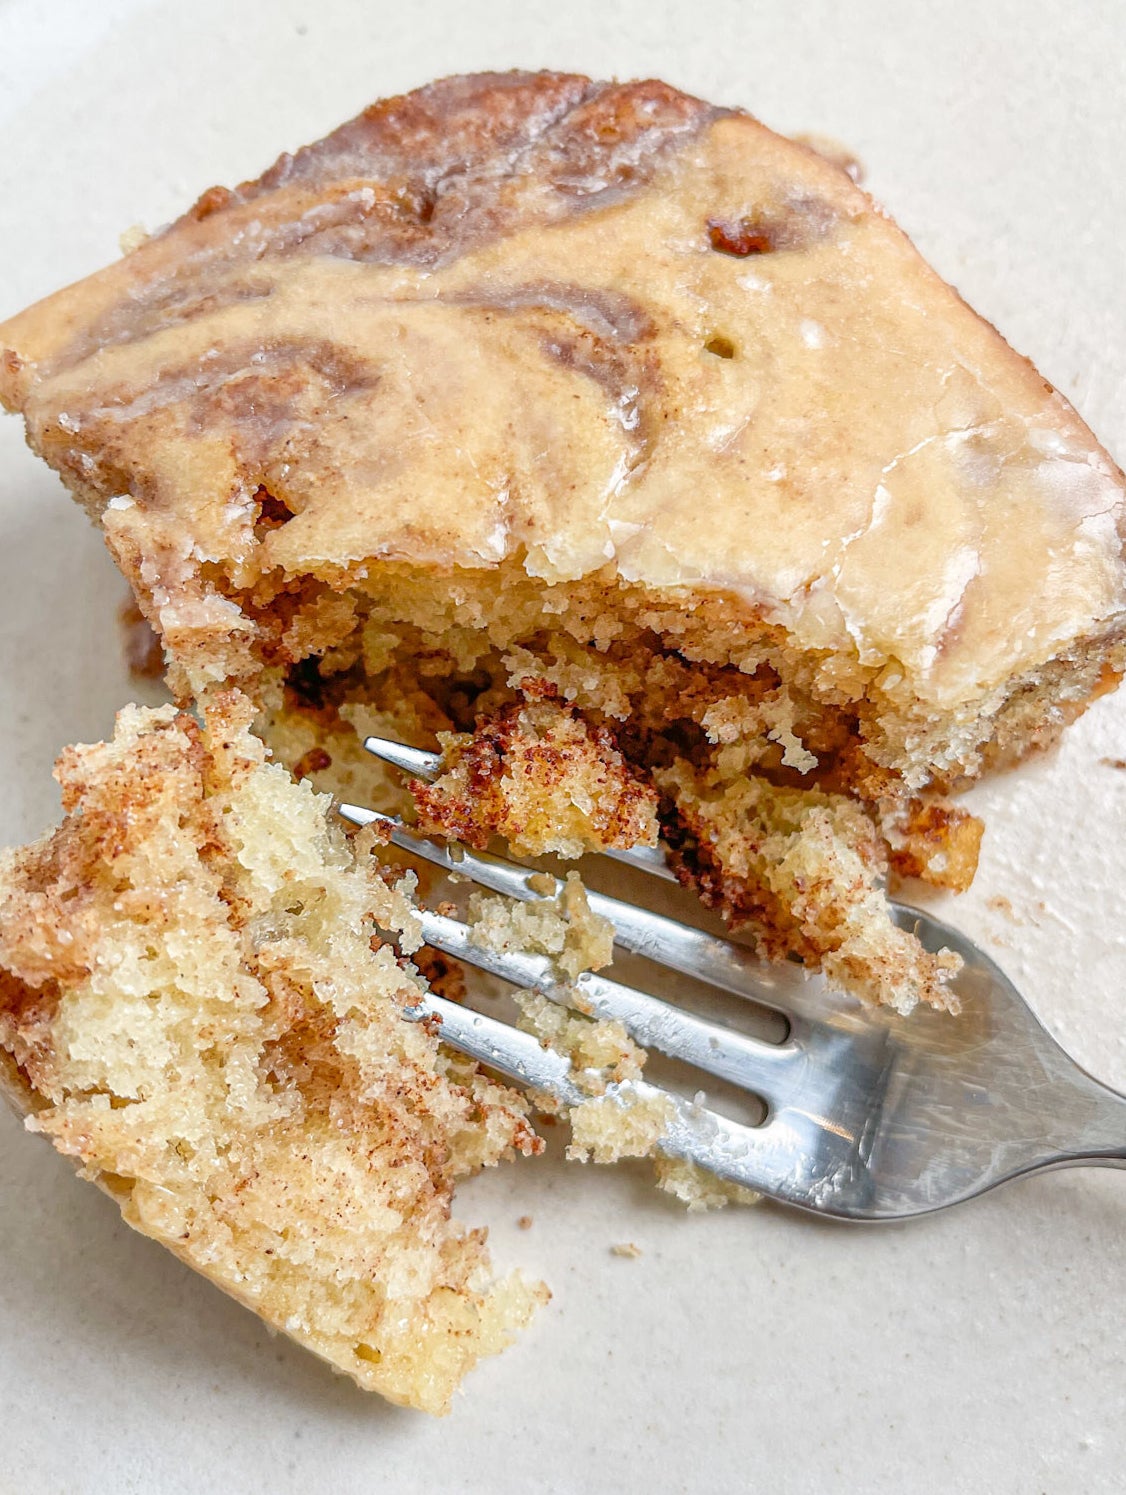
[1,1,1124,1490]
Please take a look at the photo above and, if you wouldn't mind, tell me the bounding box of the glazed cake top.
[2,70,1124,708]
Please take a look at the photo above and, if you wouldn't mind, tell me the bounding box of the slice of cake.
[0,695,545,1414]
[2,71,1124,999]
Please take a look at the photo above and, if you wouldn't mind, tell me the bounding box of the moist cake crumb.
[653,1156,762,1212]
[659,760,961,1015]
[882,799,984,893]
[515,991,646,1092]
[0,696,544,1414]
[567,1087,676,1164]
[469,871,614,980]
[413,693,659,859]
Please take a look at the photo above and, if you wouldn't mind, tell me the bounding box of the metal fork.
[338,735,1126,1220]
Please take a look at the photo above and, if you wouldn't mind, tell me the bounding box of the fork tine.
[415,988,785,1195]
[405,988,585,1103]
[361,734,678,882]
[414,907,806,1104]
[342,791,861,1208]
[362,736,441,779]
[338,801,798,1017]
[601,843,679,882]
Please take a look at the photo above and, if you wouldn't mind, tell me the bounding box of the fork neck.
[1014,1070,1126,1176]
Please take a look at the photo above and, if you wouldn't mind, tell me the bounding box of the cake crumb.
[292,746,332,781]
[469,871,613,980]
[610,1242,642,1259]
[118,223,151,254]
[986,894,1020,924]
[516,993,645,1092]
[412,694,659,859]
[567,1088,675,1164]
[1099,756,1126,770]
[883,798,983,893]
[517,1215,533,1231]
[659,762,962,1016]
[654,1156,762,1212]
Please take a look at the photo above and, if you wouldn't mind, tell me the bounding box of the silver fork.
[339,735,1126,1220]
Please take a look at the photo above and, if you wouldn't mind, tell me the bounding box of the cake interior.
[214,544,1114,813]
[0,696,546,1414]
[223,551,1108,1013]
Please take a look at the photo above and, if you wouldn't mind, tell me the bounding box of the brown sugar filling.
[213,558,992,864]
[96,537,1119,1018]
[124,552,1007,1016]
[182,546,1118,816]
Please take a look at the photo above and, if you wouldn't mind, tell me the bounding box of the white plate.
[1,2,1123,1490]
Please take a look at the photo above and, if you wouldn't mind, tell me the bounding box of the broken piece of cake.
[413,689,660,860]
[656,760,960,1014]
[0,697,545,1414]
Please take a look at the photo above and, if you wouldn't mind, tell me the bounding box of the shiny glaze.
[1,71,1124,712]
